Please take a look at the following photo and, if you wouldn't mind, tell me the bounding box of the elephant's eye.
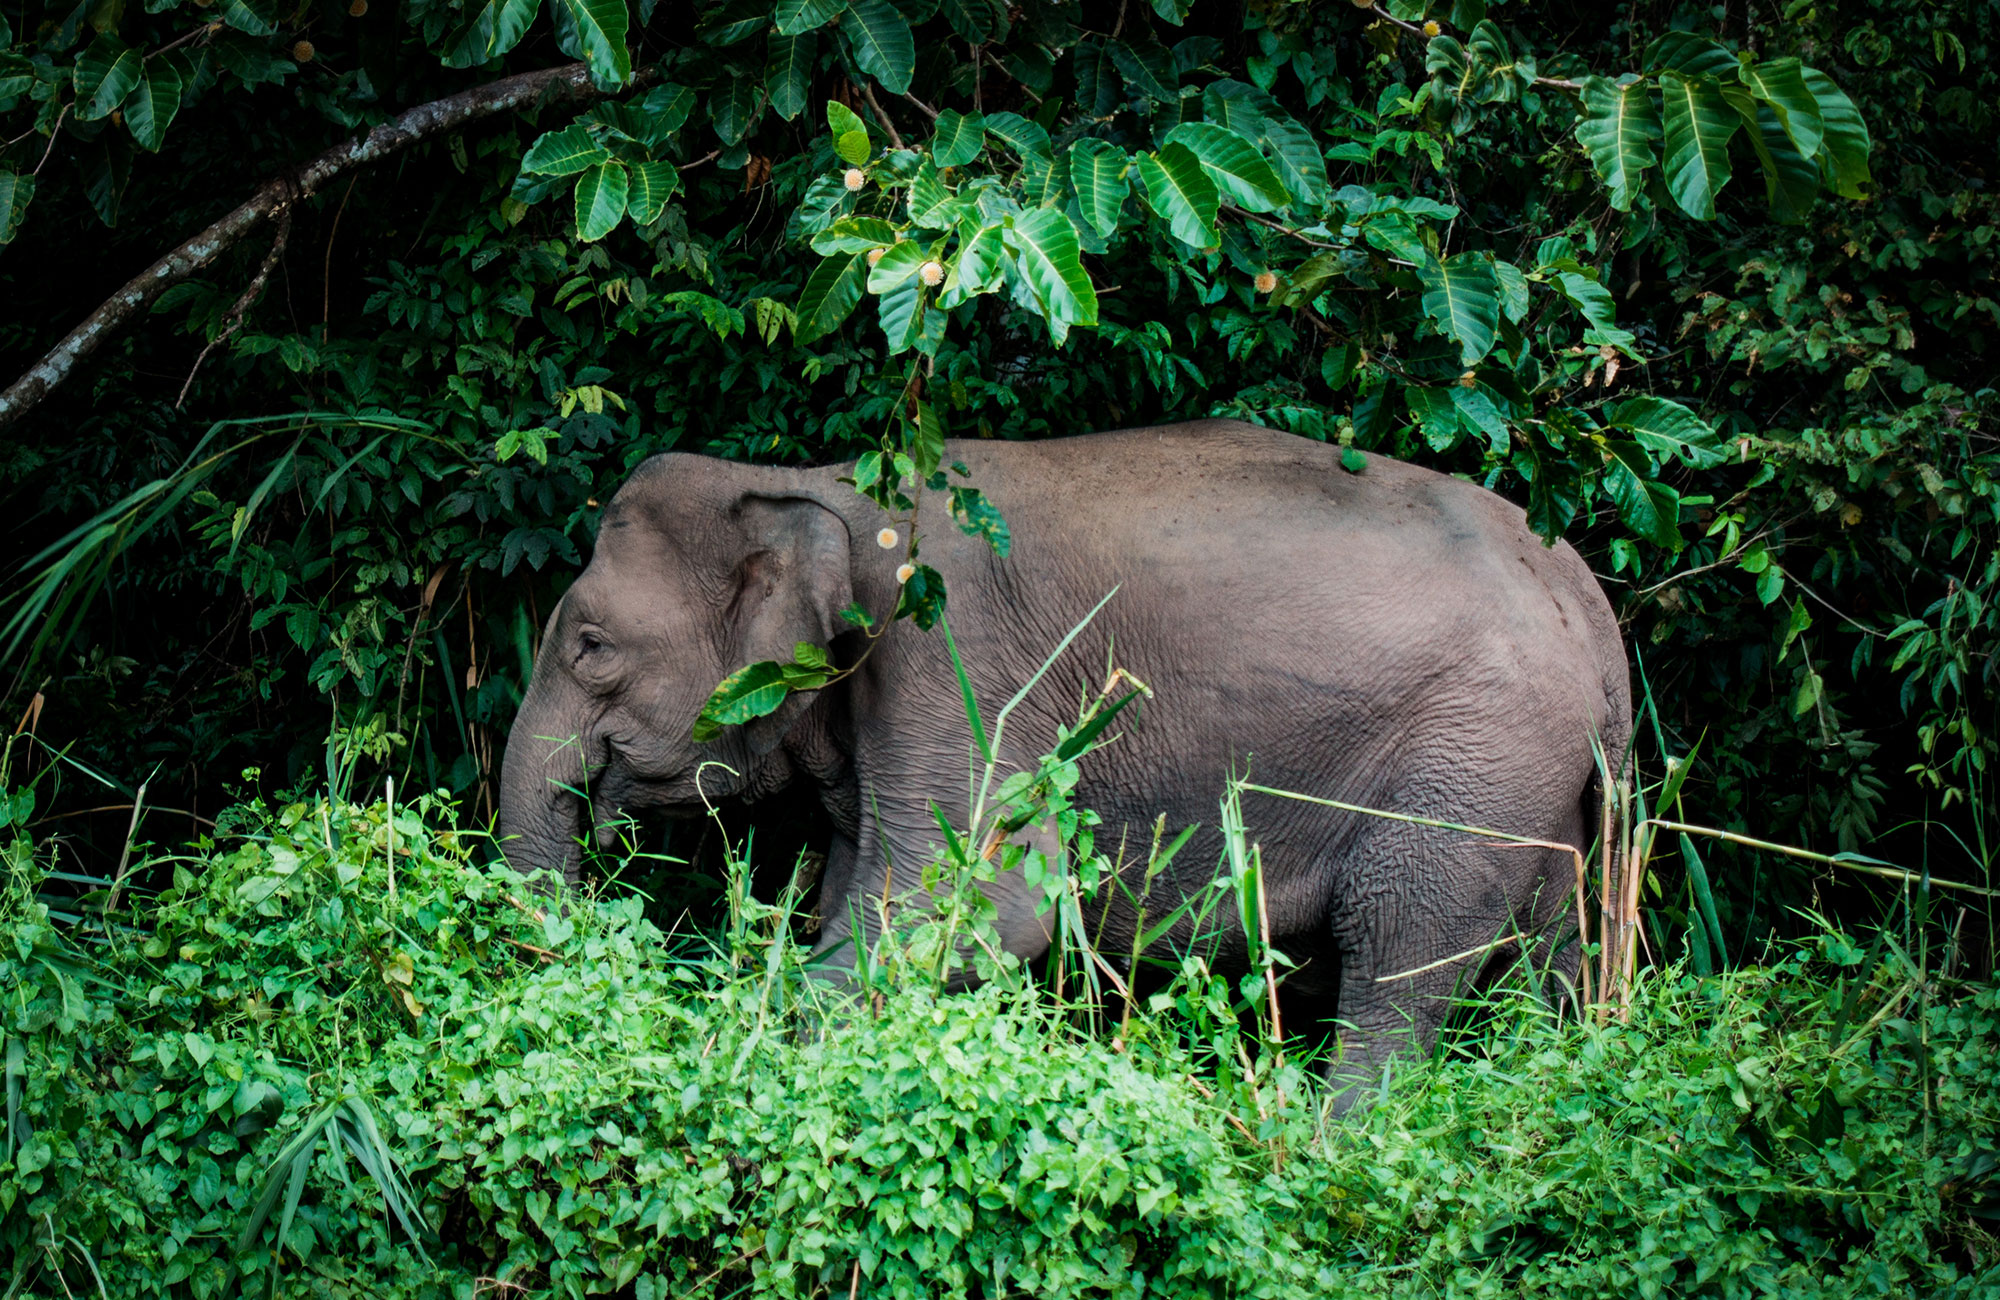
[576,630,608,660]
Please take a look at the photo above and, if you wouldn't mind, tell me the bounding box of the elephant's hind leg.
[1318,811,1567,1113]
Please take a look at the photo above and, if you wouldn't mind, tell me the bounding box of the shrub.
[2,793,1994,1297]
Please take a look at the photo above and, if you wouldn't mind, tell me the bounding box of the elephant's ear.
[728,492,855,668]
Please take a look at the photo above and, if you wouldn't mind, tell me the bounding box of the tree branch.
[0,61,619,432]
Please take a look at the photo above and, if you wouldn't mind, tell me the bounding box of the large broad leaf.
[1600,438,1684,548]
[1722,85,1820,223]
[1552,270,1632,348]
[1574,75,1660,212]
[73,35,143,121]
[553,0,631,87]
[1418,252,1499,365]
[1736,57,1822,159]
[521,124,610,176]
[574,161,628,241]
[1068,138,1128,238]
[939,222,1004,307]
[766,30,816,121]
[693,662,790,742]
[943,0,1007,44]
[1646,31,1736,79]
[840,0,914,94]
[440,0,541,67]
[775,0,845,35]
[982,110,1051,159]
[215,0,278,36]
[1608,395,1728,468]
[711,77,760,144]
[866,238,928,294]
[1003,207,1098,344]
[1108,34,1177,102]
[625,160,680,224]
[1162,122,1289,212]
[123,56,185,152]
[794,249,870,343]
[1493,258,1529,322]
[1659,71,1738,220]
[0,171,32,245]
[809,216,900,253]
[1133,142,1217,249]
[931,109,984,167]
[1802,67,1871,199]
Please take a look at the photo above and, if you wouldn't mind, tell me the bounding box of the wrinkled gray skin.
[500,421,1630,1099]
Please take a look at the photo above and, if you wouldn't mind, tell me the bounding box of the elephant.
[498,419,1631,1095]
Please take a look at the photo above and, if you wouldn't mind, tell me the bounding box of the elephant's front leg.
[809,768,1060,986]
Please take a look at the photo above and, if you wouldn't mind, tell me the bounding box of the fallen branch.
[0,61,622,431]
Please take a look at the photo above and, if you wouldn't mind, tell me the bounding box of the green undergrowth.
[3,794,1996,1299]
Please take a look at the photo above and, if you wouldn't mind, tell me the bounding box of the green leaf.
[624,160,679,224]
[767,30,817,121]
[553,0,632,87]
[441,0,542,67]
[1646,31,1736,79]
[939,222,1003,307]
[1162,122,1289,212]
[123,56,185,152]
[574,161,629,241]
[982,110,1051,159]
[1453,384,1509,451]
[1743,102,1821,223]
[949,486,1010,556]
[828,99,872,165]
[215,0,278,36]
[840,0,914,94]
[522,124,610,176]
[1802,67,1870,199]
[1419,252,1499,365]
[1659,71,1738,220]
[793,250,870,343]
[1134,142,1218,249]
[1553,270,1621,335]
[1574,75,1660,212]
[1109,35,1177,102]
[1202,80,1327,205]
[867,238,928,293]
[809,216,900,253]
[73,35,143,122]
[931,109,984,167]
[912,400,946,476]
[1736,57,1822,159]
[775,0,844,34]
[1068,138,1129,238]
[693,662,791,742]
[0,172,33,246]
[1600,438,1683,548]
[1493,259,1528,322]
[711,77,760,144]
[1003,207,1098,344]
[1607,395,1728,469]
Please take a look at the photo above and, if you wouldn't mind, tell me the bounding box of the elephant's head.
[498,456,855,884]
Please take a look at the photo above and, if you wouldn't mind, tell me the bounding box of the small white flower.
[919,260,945,287]
[877,527,899,549]
[1254,270,1279,294]
[867,246,887,266]
[842,168,866,192]
[895,563,916,584]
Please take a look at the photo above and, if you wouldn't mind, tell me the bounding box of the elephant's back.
[942,420,1625,753]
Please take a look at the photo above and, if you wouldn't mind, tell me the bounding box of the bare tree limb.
[0,61,619,432]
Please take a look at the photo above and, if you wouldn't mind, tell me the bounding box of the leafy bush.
[4,792,1995,1298]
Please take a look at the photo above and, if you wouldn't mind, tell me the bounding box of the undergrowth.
[2,792,1996,1298]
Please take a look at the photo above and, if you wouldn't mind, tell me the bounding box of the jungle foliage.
[0,0,1995,991]
[2,790,1996,1297]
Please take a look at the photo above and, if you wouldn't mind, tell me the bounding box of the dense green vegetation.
[1,0,1996,1292]
[5,792,1997,1296]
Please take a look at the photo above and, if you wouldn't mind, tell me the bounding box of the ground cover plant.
[3,781,1996,1297]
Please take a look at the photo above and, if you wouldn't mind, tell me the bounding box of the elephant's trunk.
[497,684,590,888]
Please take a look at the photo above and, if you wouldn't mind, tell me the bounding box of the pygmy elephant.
[499,420,1631,1091]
